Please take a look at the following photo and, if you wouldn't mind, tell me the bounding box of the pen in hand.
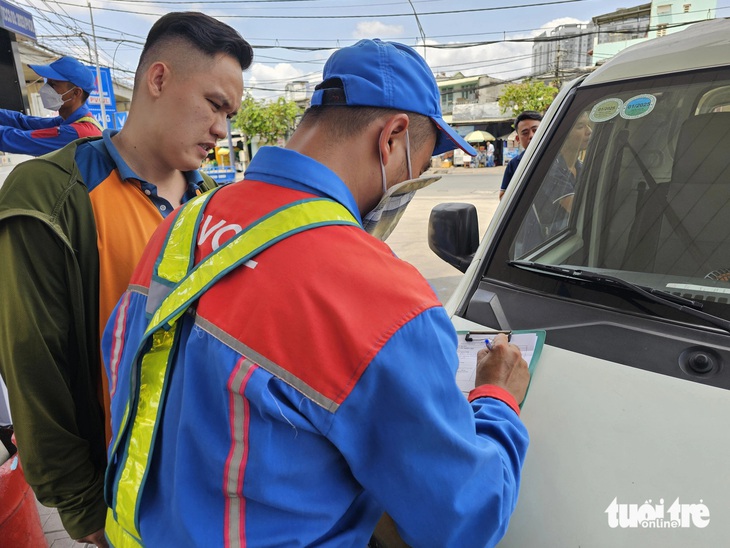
[474,333,530,404]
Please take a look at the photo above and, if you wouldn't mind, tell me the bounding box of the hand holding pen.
[475,333,530,404]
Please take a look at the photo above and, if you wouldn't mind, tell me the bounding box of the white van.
[429,18,730,547]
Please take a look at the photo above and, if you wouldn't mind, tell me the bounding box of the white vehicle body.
[429,18,730,547]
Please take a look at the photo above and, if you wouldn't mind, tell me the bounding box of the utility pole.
[87,0,106,129]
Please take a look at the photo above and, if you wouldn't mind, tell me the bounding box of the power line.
[49,0,593,19]
[17,0,149,40]
[25,1,730,51]
[18,0,730,102]
[104,0,446,6]
[407,0,427,60]
[106,0,321,3]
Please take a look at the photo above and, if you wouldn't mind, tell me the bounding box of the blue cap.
[29,56,97,94]
[311,39,477,157]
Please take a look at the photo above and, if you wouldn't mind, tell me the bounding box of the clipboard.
[456,329,545,406]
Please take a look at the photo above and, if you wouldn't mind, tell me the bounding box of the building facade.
[435,71,513,160]
[435,72,507,116]
[591,0,716,64]
[532,24,594,77]
[284,80,313,110]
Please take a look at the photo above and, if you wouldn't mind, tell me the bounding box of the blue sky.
[15,0,730,99]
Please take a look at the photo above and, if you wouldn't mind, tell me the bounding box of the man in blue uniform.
[0,56,102,156]
[102,39,530,548]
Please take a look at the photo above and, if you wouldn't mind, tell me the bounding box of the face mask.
[39,83,75,111]
[363,129,441,240]
[361,174,442,240]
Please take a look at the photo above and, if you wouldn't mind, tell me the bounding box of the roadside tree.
[233,95,300,162]
[498,80,558,117]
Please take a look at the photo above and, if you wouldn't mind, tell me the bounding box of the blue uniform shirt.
[0,105,102,156]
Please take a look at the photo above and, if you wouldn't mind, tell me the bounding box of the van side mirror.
[428,203,479,273]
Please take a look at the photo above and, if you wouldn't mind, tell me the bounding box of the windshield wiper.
[508,260,730,334]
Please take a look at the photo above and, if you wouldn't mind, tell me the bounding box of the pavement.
[23,163,504,546]
[0,153,33,189]
[35,501,94,548]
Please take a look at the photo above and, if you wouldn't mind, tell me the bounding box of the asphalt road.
[387,165,504,302]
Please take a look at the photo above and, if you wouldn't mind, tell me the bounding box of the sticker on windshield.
[620,94,656,119]
[589,98,623,122]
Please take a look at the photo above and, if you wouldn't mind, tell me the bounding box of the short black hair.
[139,12,253,73]
[514,110,543,130]
[300,106,437,153]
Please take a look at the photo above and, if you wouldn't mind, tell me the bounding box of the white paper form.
[456,331,542,395]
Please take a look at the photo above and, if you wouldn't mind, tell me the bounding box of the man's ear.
[146,61,170,98]
[378,113,410,167]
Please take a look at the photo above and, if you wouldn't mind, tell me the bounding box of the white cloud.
[422,41,533,82]
[243,17,593,102]
[420,17,590,82]
[539,17,589,32]
[246,62,311,100]
[353,21,405,39]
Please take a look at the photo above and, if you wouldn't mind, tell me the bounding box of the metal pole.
[87,0,107,129]
[226,118,235,170]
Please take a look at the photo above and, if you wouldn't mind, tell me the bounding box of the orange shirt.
[77,133,206,441]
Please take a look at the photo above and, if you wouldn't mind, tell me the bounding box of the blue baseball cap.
[29,56,96,94]
[311,39,477,157]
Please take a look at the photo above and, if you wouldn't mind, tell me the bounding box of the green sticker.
[590,98,623,122]
[620,94,656,119]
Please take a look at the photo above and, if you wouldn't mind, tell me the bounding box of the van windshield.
[497,67,730,328]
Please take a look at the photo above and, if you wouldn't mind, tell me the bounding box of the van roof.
[583,18,730,87]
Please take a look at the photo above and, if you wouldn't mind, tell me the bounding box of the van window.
[491,67,730,329]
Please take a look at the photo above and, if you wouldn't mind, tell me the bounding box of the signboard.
[89,109,116,129]
[85,65,117,128]
[114,111,128,129]
[86,65,116,110]
[0,0,35,40]
[503,142,520,164]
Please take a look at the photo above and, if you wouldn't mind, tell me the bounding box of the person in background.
[535,110,592,228]
[0,56,102,156]
[0,12,252,547]
[500,110,543,199]
[486,139,495,167]
[102,38,529,547]
[515,110,592,255]
[473,145,486,167]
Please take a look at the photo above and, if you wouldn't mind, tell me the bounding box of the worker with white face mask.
[0,56,101,156]
[101,39,529,548]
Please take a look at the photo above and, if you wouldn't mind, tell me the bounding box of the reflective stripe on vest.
[106,193,359,545]
[75,115,103,130]
[106,508,143,548]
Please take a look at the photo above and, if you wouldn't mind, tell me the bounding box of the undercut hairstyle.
[514,110,543,130]
[134,11,253,90]
[300,106,437,153]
